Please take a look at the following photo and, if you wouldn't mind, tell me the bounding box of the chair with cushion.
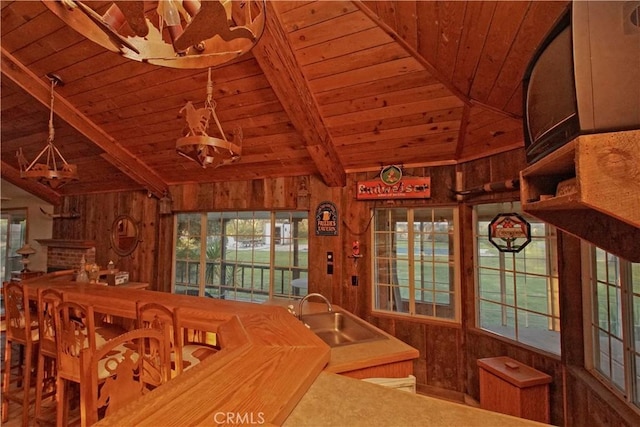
[53,300,97,426]
[34,287,64,425]
[79,328,171,426]
[2,282,39,427]
[136,302,217,376]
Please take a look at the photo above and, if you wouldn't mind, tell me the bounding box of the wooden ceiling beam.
[250,2,346,187]
[0,47,168,198]
[0,161,62,205]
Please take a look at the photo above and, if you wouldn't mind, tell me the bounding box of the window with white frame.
[173,211,308,302]
[584,245,640,409]
[372,207,459,322]
[474,202,560,355]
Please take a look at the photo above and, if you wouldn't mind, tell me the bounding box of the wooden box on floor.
[477,356,551,424]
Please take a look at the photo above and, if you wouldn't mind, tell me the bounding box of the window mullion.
[499,254,507,326]
[199,213,207,296]
[269,212,275,299]
[408,209,415,316]
[620,260,635,402]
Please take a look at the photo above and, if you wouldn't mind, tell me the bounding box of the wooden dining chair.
[79,328,171,426]
[136,302,218,376]
[2,282,39,427]
[174,306,219,372]
[34,287,64,425]
[53,300,97,427]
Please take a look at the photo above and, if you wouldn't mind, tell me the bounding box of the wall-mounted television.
[523,1,640,164]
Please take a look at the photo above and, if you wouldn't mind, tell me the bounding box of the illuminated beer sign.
[488,213,531,253]
[356,165,431,200]
[315,201,338,236]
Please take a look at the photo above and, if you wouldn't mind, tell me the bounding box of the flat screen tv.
[523,1,640,164]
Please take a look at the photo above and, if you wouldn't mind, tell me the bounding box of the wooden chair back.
[54,301,97,383]
[34,287,63,424]
[136,301,182,375]
[36,287,64,358]
[3,282,35,343]
[174,307,219,373]
[2,282,38,426]
[79,328,171,426]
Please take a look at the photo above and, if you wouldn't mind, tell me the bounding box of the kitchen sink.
[301,311,388,347]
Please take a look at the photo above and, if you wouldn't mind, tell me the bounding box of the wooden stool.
[34,288,64,425]
[2,282,39,427]
[79,328,171,426]
[53,301,97,427]
[137,302,218,377]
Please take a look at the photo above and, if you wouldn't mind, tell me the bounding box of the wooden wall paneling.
[565,367,640,427]
[252,179,267,207]
[457,149,524,204]
[558,232,584,368]
[458,202,475,327]
[134,191,158,285]
[393,318,427,390]
[458,201,475,397]
[307,174,342,304]
[339,172,371,315]
[52,191,157,283]
[196,183,214,208]
[425,323,464,391]
[156,213,174,293]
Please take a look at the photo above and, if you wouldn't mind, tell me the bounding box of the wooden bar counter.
[23,280,331,426]
[24,280,550,426]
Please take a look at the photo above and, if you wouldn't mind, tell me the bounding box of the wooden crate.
[477,356,552,424]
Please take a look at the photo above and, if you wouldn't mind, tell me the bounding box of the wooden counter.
[22,281,331,425]
[25,283,549,426]
[266,298,419,378]
[285,372,550,426]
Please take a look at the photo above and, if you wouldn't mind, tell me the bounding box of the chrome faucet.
[298,293,333,320]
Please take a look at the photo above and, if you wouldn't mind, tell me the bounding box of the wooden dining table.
[23,279,331,426]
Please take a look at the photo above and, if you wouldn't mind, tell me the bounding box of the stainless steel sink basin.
[301,311,388,347]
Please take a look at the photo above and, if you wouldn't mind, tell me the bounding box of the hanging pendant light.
[43,0,266,70]
[176,67,242,168]
[16,74,78,189]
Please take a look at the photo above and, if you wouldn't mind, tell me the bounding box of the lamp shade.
[16,243,36,256]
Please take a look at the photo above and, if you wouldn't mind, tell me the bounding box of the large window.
[372,207,459,322]
[474,203,560,355]
[1,209,28,282]
[584,246,640,408]
[173,211,308,303]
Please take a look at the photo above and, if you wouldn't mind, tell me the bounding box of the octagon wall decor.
[488,213,532,253]
[356,165,430,200]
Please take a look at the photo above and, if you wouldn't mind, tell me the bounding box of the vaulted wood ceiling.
[1,1,569,204]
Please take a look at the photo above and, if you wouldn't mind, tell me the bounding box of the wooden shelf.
[36,239,96,249]
[520,130,640,262]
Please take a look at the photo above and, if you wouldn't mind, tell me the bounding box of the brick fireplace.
[36,239,96,272]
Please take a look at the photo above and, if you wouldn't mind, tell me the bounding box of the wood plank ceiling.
[0,1,569,203]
